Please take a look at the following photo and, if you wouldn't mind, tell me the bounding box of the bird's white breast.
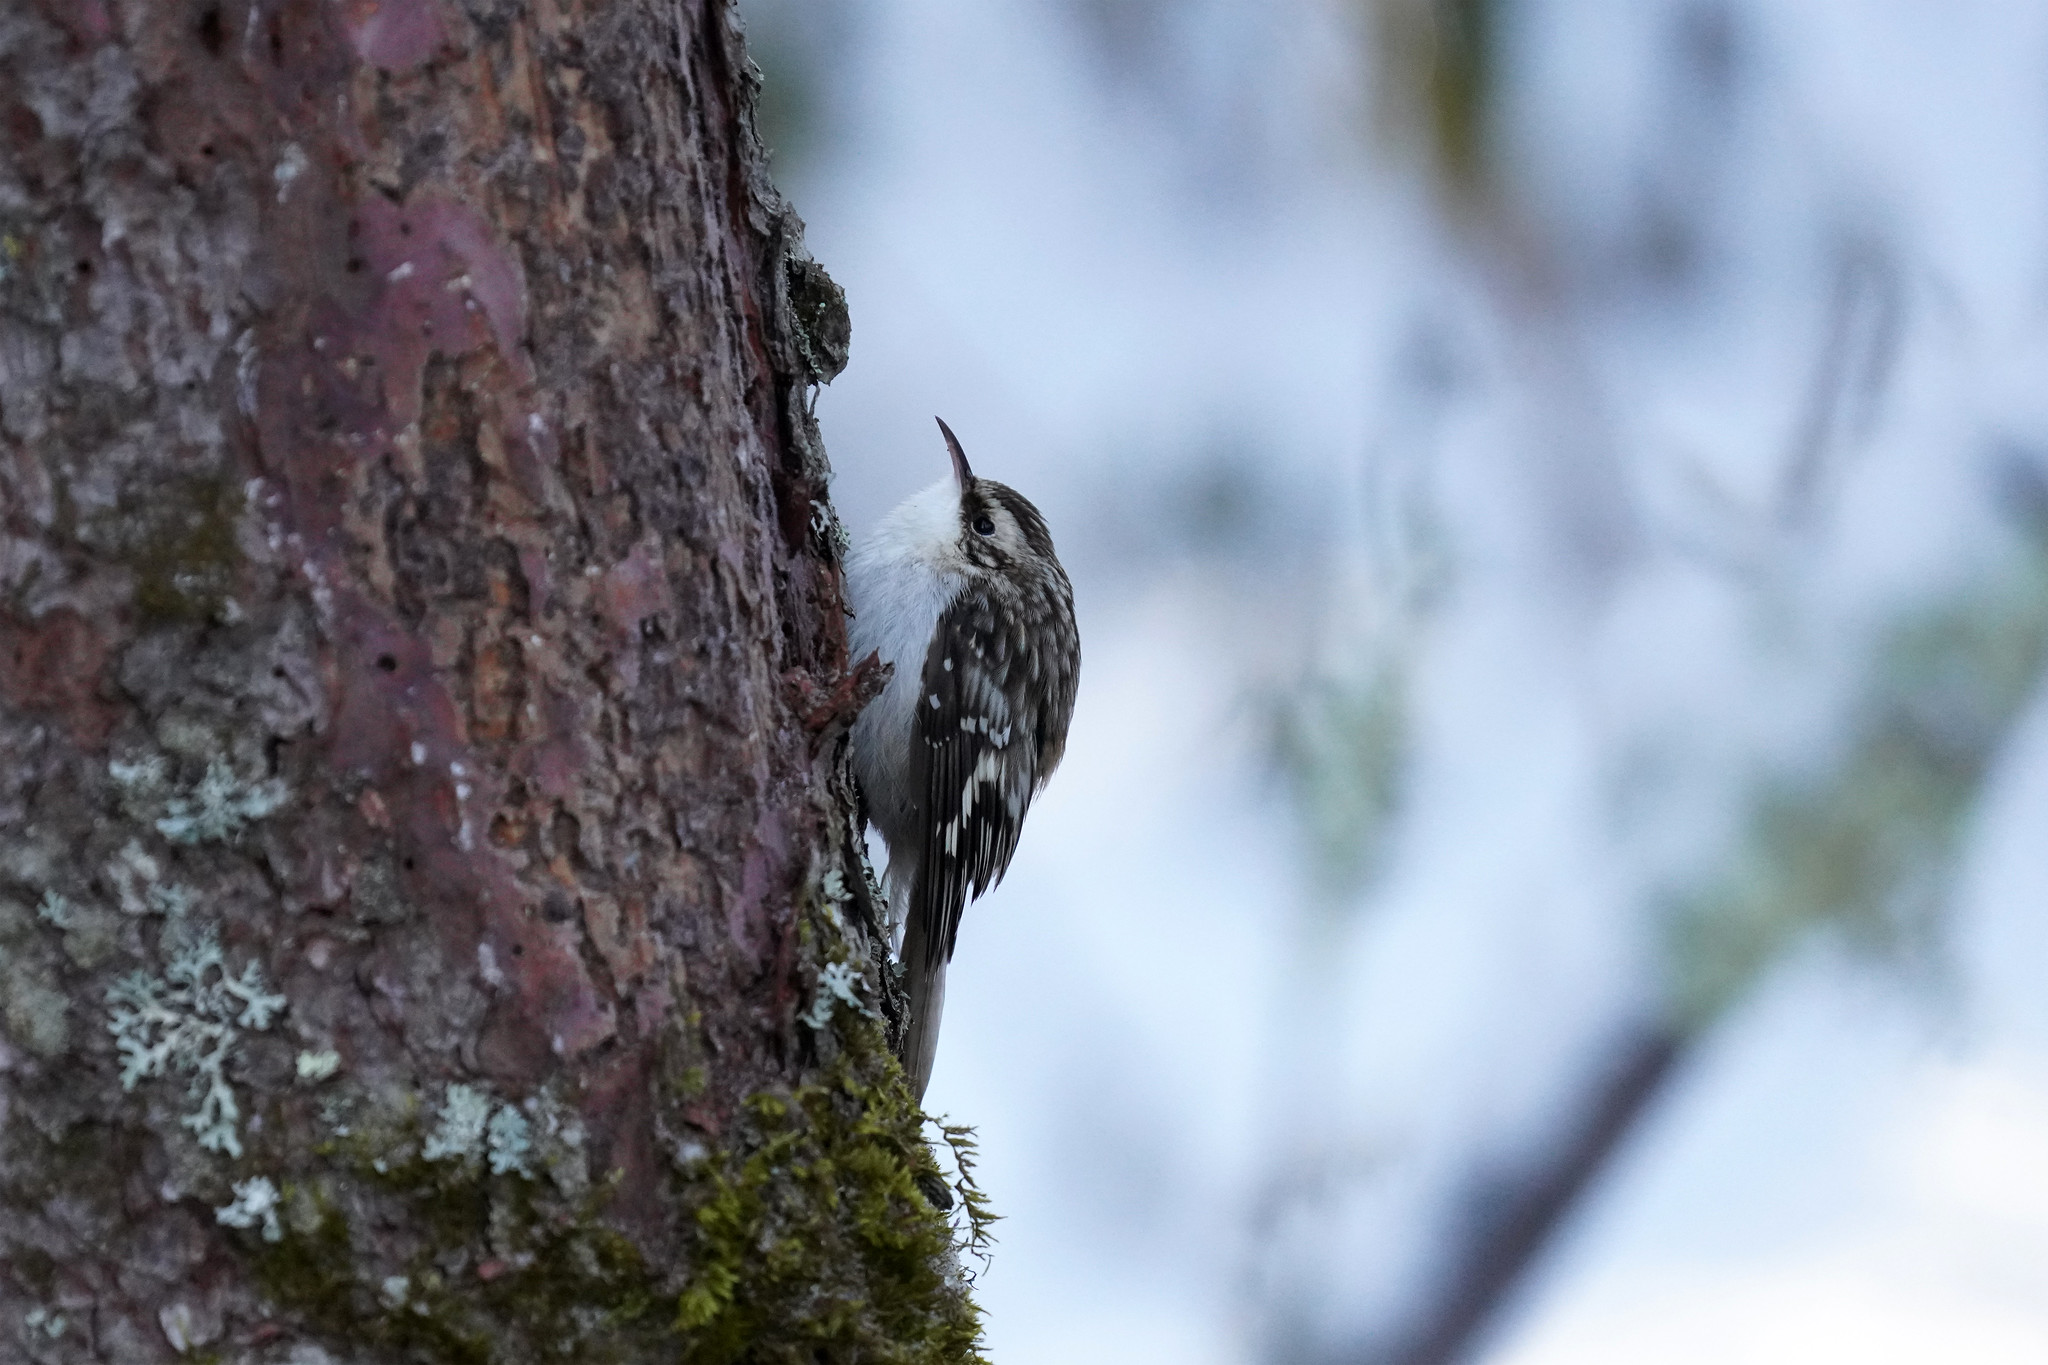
[845,478,964,848]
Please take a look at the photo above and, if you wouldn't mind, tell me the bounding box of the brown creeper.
[846,418,1080,1101]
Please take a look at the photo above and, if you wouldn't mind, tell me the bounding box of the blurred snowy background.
[736,0,2048,1360]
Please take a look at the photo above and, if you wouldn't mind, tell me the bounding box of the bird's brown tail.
[898,912,948,1104]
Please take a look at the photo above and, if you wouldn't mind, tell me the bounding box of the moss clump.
[240,1013,982,1362]
[247,1172,668,1365]
[676,1017,985,1365]
[126,473,244,623]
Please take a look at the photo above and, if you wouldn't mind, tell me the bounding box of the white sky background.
[740,0,2048,1360]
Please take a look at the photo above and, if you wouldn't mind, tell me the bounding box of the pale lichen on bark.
[0,0,979,1359]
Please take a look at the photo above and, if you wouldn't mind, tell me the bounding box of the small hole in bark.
[199,143,215,158]
[346,257,364,273]
[401,856,416,871]
[375,653,398,672]
[196,6,225,55]
[399,221,412,236]
[75,259,91,276]
[511,943,524,957]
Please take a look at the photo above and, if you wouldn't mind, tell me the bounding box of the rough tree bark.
[0,1,977,1361]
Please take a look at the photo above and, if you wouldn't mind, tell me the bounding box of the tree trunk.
[0,1,976,1361]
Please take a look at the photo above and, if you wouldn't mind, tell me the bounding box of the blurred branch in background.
[1671,523,2048,1029]
[1369,0,1498,204]
[1273,665,1410,907]
[1375,1022,1685,1365]
[1349,517,2048,1365]
[1657,233,1906,577]
[1372,0,1643,602]
[1258,449,2048,1364]
[1254,2,2048,1362]
[1772,237,1905,543]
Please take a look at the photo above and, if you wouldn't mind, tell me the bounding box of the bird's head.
[936,417,1060,576]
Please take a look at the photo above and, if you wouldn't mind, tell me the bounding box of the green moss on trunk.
[241,1015,985,1364]
[678,1018,982,1364]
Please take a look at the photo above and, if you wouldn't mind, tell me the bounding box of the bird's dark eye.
[972,514,995,536]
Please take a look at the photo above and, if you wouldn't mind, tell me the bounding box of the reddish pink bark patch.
[0,609,115,747]
[581,1050,662,1238]
[346,194,531,426]
[36,0,110,47]
[512,686,586,801]
[728,807,790,968]
[337,0,449,72]
[324,583,616,1083]
[599,538,674,643]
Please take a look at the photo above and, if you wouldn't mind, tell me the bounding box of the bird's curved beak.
[936,416,973,490]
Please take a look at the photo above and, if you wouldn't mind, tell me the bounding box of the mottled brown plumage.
[846,420,1079,1099]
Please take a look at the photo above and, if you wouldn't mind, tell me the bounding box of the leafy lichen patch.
[800,959,878,1031]
[105,922,287,1157]
[156,758,290,845]
[215,1176,284,1242]
[485,1105,533,1176]
[33,890,74,931]
[415,1082,587,1190]
[420,1083,495,1164]
[21,1306,67,1341]
[34,886,120,968]
[107,752,289,847]
[104,840,197,918]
